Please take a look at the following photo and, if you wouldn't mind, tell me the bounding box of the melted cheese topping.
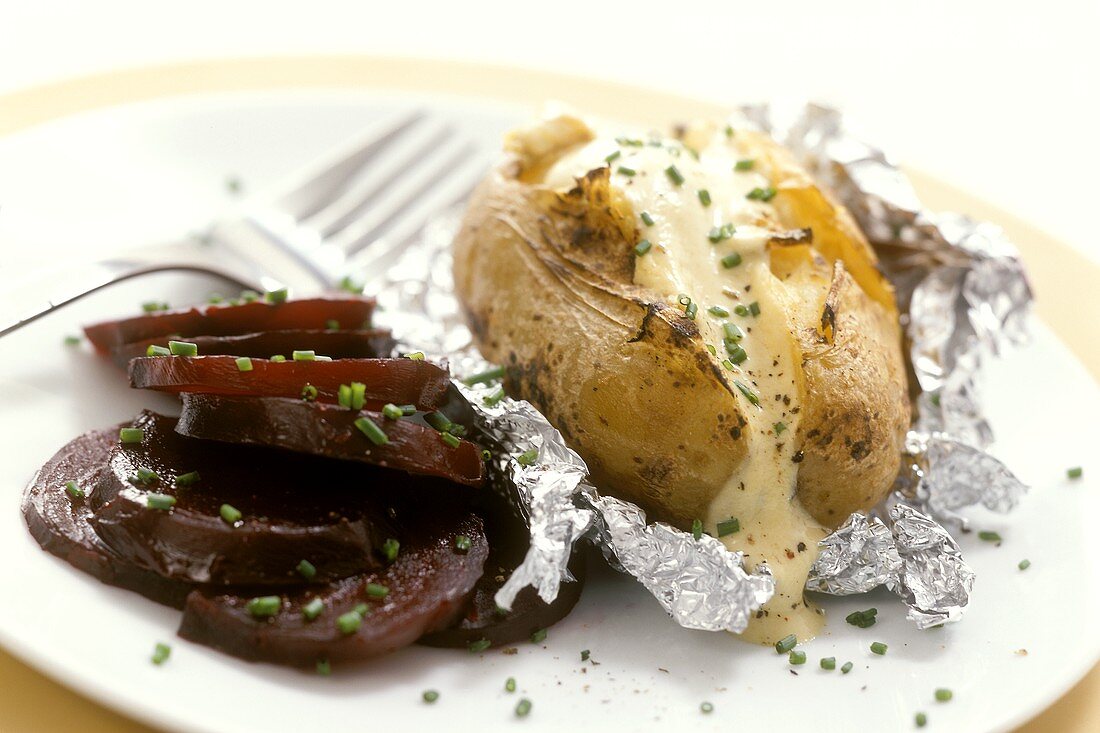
[544,120,828,643]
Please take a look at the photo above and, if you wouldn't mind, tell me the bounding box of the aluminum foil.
[366,102,1032,633]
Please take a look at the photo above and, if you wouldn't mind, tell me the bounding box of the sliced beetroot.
[22,425,192,608]
[176,394,485,487]
[84,297,375,353]
[110,328,395,369]
[178,510,488,666]
[420,538,586,648]
[128,356,451,411]
[89,411,405,586]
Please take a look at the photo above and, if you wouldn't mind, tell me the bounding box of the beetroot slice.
[84,297,375,353]
[176,394,485,487]
[21,425,192,608]
[110,328,395,369]
[419,552,585,649]
[178,511,488,666]
[129,356,451,411]
[89,411,399,586]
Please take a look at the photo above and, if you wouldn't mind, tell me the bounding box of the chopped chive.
[677,294,692,307]
[336,610,362,635]
[354,416,389,446]
[634,239,653,256]
[724,125,734,138]
[723,322,744,341]
[845,608,878,628]
[604,150,621,163]
[530,628,547,644]
[481,449,492,461]
[774,422,787,435]
[315,659,331,676]
[63,335,82,346]
[235,356,253,372]
[325,319,340,330]
[463,366,506,386]
[300,383,318,401]
[580,650,590,662]
[120,428,144,444]
[382,403,404,420]
[841,661,854,674]
[701,702,714,714]
[246,595,281,618]
[399,404,417,416]
[468,638,491,653]
[746,186,777,202]
[174,471,200,486]
[775,634,797,654]
[145,345,171,357]
[136,467,158,484]
[295,559,316,580]
[734,381,760,405]
[382,538,400,562]
[749,301,761,316]
[311,354,331,362]
[1067,466,1083,479]
[721,252,743,269]
[270,354,286,363]
[726,345,748,365]
[484,386,506,407]
[708,223,735,242]
[292,350,316,361]
[685,302,698,319]
[349,382,366,410]
[220,504,242,525]
[734,304,750,316]
[934,688,953,702]
[706,343,717,356]
[1018,559,1031,570]
[366,583,389,598]
[616,137,644,147]
[617,166,636,177]
[338,275,363,294]
[821,656,836,670]
[422,690,440,704]
[404,351,425,361]
[455,535,472,553]
[151,642,171,665]
[338,384,352,407]
[915,712,927,727]
[168,340,198,356]
[870,641,888,655]
[692,518,703,540]
[789,650,807,665]
[734,159,755,171]
[708,305,730,318]
[264,287,288,304]
[716,517,740,537]
[441,432,461,448]
[239,289,260,303]
[141,301,170,313]
[505,677,517,692]
[302,597,324,621]
[697,189,712,207]
[722,359,736,371]
[640,211,655,226]
[978,530,1002,543]
[515,699,532,718]
[425,412,453,432]
[517,448,538,466]
[146,493,176,510]
[665,165,685,186]
[64,481,85,499]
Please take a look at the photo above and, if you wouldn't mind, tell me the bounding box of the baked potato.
[452,112,909,641]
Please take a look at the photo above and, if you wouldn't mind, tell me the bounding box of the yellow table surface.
[0,56,1096,732]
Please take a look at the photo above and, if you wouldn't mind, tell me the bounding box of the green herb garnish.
[246,595,281,618]
[455,535,472,553]
[734,159,755,171]
[617,166,637,177]
[235,356,253,372]
[315,659,331,676]
[296,559,316,580]
[336,610,362,635]
[300,383,318,401]
[63,335,82,346]
[1067,466,1083,479]
[517,448,538,467]
[775,634,797,654]
[382,538,400,562]
[530,628,547,644]
[354,416,389,446]
[292,350,316,361]
[870,641,888,655]
[640,211,655,226]
[841,661,854,674]
[146,493,176,510]
[634,239,653,256]
[734,381,760,406]
[422,690,440,704]
[468,638,491,653]
[692,519,703,540]
[1018,559,1031,570]
[302,597,324,621]
[665,165,685,186]
[264,287,288,304]
[845,608,878,628]
[175,471,201,486]
[821,656,836,670]
[746,186,777,202]
[934,688,953,702]
[708,305,730,318]
[220,504,242,525]
[697,189,712,207]
[119,427,144,444]
[64,481,85,499]
[506,677,517,692]
[382,403,404,420]
[789,650,807,665]
[366,583,389,598]
[708,223,735,242]
[168,340,198,356]
[151,642,171,665]
[915,712,927,728]
[463,366,506,386]
[721,252,743,269]
[145,345,171,357]
[700,702,714,714]
[515,699,532,718]
[716,517,740,537]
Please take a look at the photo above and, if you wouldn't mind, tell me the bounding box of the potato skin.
[453,132,909,530]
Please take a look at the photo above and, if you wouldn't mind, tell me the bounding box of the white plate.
[0,89,1097,733]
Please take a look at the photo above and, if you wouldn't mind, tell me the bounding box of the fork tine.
[305,118,454,238]
[327,135,479,255]
[341,149,488,275]
[271,109,424,221]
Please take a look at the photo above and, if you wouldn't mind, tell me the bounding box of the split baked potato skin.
[452,124,910,530]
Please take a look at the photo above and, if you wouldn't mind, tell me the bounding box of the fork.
[0,109,488,337]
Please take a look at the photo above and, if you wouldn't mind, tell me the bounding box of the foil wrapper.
[365,101,1031,633]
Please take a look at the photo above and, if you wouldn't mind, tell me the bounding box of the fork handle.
[0,242,259,339]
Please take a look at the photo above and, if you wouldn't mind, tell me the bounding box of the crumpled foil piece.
[365,101,1032,632]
